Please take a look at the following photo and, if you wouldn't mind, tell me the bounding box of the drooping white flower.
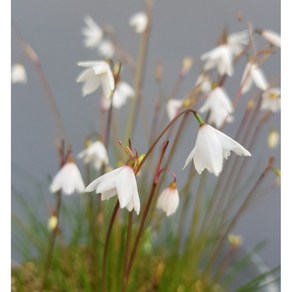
[11,63,27,84]
[98,40,115,59]
[183,124,251,176]
[101,81,134,110]
[240,62,268,94]
[195,74,211,94]
[261,88,281,112]
[76,61,115,98]
[85,165,140,214]
[78,140,109,170]
[156,182,179,216]
[227,30,249,56]
[82,15,103,49]
[199,86,234,128]
[260,30,281,48]
[201,45,234,76]
[166,99,183,121]
[129,12,148,34]
[50,162,85,195]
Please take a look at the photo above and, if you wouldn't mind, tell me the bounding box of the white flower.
[261,30,281,48]
[85,166,140,214]
[11,63,27,84]
[227,30,249,56]
[76,61,115,98]
[261,88,281,113]
[167,99,183,121]
[183,124,251,176]
[98,40,115,59]
[201,45,234,76]
[82,15,103,49]
[195,74,211,94]
[101,81,134,110]
[50,162,85,195]
[129,12,148,34]
[156,183,179,216]
[78,140,109,170]
[199,87,234,128]
[240,62,268,94]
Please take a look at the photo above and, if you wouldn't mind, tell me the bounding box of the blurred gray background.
[12,0,280,271]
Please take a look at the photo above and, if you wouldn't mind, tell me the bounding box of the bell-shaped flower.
[76,61,115,98]
[183,124,251,176]
[98,40,115,59]
[156,182,179,216]
[259,30,281,48]
[50,162,85,195]
[78,140,109,170]
[11,63,27,84]
[199,86,234,128]
[240,62,268,94]
[85,165,140,214]
[261,88,281,113]
[201,45,234,76]
[101,81,134,110]
[227,30,249,56]
[167,99,183,121]
[82,15,103,49]
[129,12,148,34]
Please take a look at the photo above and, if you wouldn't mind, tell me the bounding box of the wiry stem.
[202,158,274,277]
[122,141,169,291]
[125,0,153,139]
[102,201,120,292]
[13,23,67,141]
[41,191,62,289]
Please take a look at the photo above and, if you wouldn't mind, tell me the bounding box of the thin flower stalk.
[122,141,169,292]
[125,0,153,139]
[202,158,274,278]
[13,25,67,141]
[102,201,120,292]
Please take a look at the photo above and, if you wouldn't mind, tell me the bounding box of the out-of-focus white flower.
[167,99,183,121]
[183,124,251,176]
[195,74,211,93]
[240,62,268,94]
[261,88,281,113]
[11,63,27,84]
[129,12,148,34]
[98,40,115,59]
[267,129,280,149]
[82,15,103,49]
[76,61,115,98]
[78,140,109,170]
[156,182,179,216]
[101,81,134,110]
[199,86,234,128]
[50,162,85,195]
[201,45,234,76]
[85,165,140,214]
[260,30,281,48]
[227,30,249,56]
